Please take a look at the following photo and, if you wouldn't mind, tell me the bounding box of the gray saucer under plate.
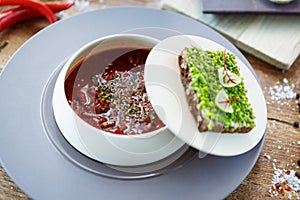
[0,7,265,200]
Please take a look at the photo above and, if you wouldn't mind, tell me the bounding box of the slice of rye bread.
[178,47,254,133]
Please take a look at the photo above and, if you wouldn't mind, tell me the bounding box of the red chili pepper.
[0,2,74,32]
[0,0,58,23]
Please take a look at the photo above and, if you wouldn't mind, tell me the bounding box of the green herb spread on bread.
[178,46,255,133]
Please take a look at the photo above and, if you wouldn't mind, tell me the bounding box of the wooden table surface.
[0,1,299,199]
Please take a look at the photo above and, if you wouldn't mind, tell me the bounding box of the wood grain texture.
[0,0,300,199]
[162,0,300,70]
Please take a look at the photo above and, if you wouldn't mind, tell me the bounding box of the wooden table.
[0,1,299,199]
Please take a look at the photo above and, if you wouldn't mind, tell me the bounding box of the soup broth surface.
[64,48,164,135]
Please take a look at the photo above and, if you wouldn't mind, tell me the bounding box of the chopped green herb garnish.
[185,46,255,131]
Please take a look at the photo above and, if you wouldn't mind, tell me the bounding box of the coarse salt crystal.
[278,146,282,150]
[268,78,296,103]
[297,141,300,145]
[270,168,300,199]
[284,86,290,92]
[75,0,90,11]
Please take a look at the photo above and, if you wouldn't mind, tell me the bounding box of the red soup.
[64,48,164,135]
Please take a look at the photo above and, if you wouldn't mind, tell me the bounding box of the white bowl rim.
[62,33,168,139]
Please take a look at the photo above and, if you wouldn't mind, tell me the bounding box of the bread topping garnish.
[178,46,255,133]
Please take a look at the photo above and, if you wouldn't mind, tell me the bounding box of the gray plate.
[0,7,265,200]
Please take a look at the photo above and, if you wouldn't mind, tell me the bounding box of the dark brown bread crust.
[178,49,251,133]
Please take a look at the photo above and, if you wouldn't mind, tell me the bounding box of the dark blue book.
[202,0,300,14]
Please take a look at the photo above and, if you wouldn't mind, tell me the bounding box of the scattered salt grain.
[56,11,71,20]
[266,139,300,198]
[283,78,289,84]
[269,78,296,102]
[270,167,300,199]
[75,0,90,11]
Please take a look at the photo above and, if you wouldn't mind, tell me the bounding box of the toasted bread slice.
[178,47,255,133]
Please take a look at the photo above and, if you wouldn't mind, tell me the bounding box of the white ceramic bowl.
[52,34,185,166]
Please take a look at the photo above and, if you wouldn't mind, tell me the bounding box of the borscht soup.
[64,47,164,135]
